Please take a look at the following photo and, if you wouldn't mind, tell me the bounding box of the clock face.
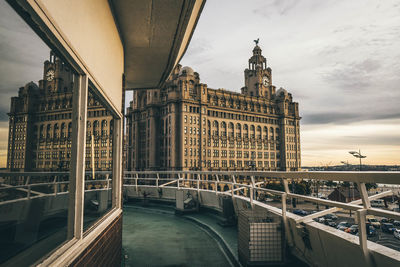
[263,76,269,86]
[46,69,55,81]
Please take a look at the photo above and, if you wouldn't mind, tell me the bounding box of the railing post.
[231,175,235,198]
[281,192,292,246]
[251,175,256,203]
[135,173,138,192]
[27,185,31,200]
[54,176,58,196]
[283,178,290,207]
[215,174,219,195]
[156,173,159,188]
[250,186,254,208]
[358,182,371,209]
[233,175,238,196]
[357,209,370,266]
[106,174,110,189]
[197,173,200,193]
[177,173,181,189]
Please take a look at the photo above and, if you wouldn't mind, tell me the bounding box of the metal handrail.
[124,170,400,184]
[0,171,113,206]
[123,170,400,261]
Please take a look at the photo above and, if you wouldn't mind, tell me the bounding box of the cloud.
[0,1,49,123]
[302,110,400,125]
[321,59,381,92]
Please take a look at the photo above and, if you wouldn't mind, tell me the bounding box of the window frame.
[10,1,124,265]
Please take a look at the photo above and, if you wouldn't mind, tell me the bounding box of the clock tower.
[41,51,74,95]
[242,41,274,99]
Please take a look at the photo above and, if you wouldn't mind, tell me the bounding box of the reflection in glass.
[1,50,77,264]
[83,88,114,231]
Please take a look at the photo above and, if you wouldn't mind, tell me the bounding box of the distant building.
[7,52,113,171]
[126,44,301,171]
[328,187,361,203]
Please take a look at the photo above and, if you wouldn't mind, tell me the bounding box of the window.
[213,150,219,157]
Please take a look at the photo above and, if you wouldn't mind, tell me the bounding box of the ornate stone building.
[126,44,301,171]
[7,52,113,171]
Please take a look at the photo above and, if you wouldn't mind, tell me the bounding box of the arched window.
[110,119,114,136]
[221,121,226,136]
[213,120,219,136]
[68,122,72,137]
[244,124,249,138]
[228,122,234,137]
[263,126,268,139]
[46,124,51,138]
[93,120,99,136]
[207,120,211,135]
[54,123,59,138]
[236,123,241,137]
[256,126,261,139]
[101,120,107,136]
[61,123,66,138]
[40,125,44,138]
[250,125,255,138]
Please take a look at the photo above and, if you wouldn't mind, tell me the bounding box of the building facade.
[7,52,113,172]
[127,44,301,171]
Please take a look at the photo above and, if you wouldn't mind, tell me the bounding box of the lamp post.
[340,160,349,171]
[349,149,367,171]
[348,150,367,211]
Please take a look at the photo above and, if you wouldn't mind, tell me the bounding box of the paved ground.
[123,205,232,267]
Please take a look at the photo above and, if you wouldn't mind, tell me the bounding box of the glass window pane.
[83,87,114,231]
[0,2,76,264]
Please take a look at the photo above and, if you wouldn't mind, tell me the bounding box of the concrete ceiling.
[110,0,205,90]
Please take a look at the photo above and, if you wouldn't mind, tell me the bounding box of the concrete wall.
[35,0,124,110]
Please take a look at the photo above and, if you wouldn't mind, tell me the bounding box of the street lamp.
[349,149,367,171]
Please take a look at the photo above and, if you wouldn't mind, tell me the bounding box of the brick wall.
[70,213,122,267]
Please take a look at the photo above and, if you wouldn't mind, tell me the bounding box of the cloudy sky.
[0,1,49,167]
[1,0,399,167]
[179,0,400,166]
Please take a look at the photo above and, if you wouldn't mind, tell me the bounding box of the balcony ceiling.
[110,0,205,90]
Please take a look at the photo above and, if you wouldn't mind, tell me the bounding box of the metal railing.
[123,170,400,262]
[0,171,112,206]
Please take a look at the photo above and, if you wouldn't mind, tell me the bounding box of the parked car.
[370,199,385,208]
[380,217,390,223]
[345,225,358,235]
[324,213,338,220]
[338,226,348,231]
[366,223,377,237]
[293,209,308,216]
[313,217,325,223]
[337,221,352,230]
[381,223,396,233]
[366,215,381,229]
[392,220,400,227]
[394,229,400,240]
[324,219,337,228]
[357,224,376,237]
